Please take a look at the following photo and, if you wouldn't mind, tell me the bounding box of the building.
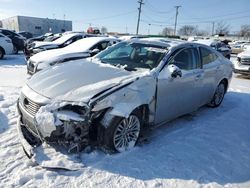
[0,16,72,36]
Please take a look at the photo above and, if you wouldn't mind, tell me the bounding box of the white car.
[27,37,120,75]
[233,50,250,75]
[0,33,13,59]
[25,33,86,59]
[17,39,232,165]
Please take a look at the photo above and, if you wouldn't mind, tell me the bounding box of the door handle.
[195,74,202,80]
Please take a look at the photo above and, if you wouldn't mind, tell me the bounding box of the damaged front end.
[17,94,107,159]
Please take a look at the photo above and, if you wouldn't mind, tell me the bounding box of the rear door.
[199,46,222,103]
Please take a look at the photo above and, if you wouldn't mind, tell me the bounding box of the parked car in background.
[27,37,120,75]
[25,33,53,46]
[0,28,25,54]
[17,39,232,161]
[87,27,100,34]
[230,41,250,54]
[233,49,250,75]
[18,31,33,39]
[0,33,13,59]
[24,33,86,59]
[195,40,231,59]
[43,33,62,42]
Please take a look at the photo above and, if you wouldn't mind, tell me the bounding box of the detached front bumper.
[17,116,84,170]
[17,116,35,158]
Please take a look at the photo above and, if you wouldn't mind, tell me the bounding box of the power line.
[145,1,174,15]
[177,14,250,25]
[181,9,250,21]
[136,0,144,35]
[73,10,136,22]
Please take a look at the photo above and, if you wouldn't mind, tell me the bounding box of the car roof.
[127,38,183,48]
[65,36,119,51]
[195,39,223,46]
[52,32,85,44]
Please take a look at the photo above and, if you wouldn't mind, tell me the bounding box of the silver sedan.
[17,39,233,157]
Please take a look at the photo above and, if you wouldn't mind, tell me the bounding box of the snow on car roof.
[65,37,118,52]
[195,39,219,46]
[52,33,84,45]
[131,38,179,48]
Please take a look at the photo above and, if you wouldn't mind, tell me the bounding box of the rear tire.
[0,48,4,59]
[208,81,226,107]
[13,45,18,54]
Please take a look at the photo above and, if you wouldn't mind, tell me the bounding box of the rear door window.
[169,48,200,70]
[199,47,218,65]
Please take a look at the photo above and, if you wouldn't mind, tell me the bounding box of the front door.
[154,47,204,124]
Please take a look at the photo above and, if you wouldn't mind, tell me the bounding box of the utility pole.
[174,5,181,36]
[63,14,66,31]
[136,0,144,35]
[211,21,215,36]
[148,23,151,35]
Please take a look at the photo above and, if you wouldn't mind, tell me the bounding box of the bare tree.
[178,25,197,36]
[239,25,250,38]
[196,29,209,36]
[101,26,108,34]
[162,27,174,36]
[215,21,230,35]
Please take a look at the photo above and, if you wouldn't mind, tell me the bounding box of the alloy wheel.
[214,83,225,105]
[113,115,140,152]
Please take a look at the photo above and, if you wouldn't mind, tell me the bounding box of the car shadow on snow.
[0,54,26,66]
[0,111,9,134]
[235,74,250,80]
[73,91,250,185]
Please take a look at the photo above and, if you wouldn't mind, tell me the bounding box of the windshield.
[95,41,168,71]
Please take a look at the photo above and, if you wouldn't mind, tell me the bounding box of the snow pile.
[0,94,3,101]
[0,54,250,187]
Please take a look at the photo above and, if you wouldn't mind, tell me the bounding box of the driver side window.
[169,48,200,70]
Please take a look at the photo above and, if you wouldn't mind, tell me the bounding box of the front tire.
[208,81,226,107]
[102,114,141,153]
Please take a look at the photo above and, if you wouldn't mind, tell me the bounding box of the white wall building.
[1,16,72,36]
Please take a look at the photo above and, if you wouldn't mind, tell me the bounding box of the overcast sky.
[0,0,250,35]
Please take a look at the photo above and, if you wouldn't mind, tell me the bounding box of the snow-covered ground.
[0,54,250,188]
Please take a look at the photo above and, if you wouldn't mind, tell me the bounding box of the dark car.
[196,40,232,59]
[0,29,25,54]
[24,33,86,59]
[18,31,33,39]
[25,33,53,46]
[211,41,231,59]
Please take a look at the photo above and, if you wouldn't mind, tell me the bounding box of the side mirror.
[91,48,100,55]
[167,64,182,78]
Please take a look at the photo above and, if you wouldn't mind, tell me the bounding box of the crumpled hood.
[30,48,89,64]
[238,50,250,58]
[27,59,142,102]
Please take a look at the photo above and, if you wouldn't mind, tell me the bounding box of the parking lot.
[0,53,249,187]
